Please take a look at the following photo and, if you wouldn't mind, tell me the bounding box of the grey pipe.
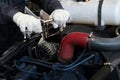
[89,36,120,51]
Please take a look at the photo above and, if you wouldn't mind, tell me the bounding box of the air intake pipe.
[58,32,120,62]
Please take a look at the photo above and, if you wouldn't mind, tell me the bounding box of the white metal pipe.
[60,0,120,26]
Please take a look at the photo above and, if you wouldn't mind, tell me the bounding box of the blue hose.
[53,54,95,71]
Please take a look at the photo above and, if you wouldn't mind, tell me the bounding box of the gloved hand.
[13,12,42,34]
[49,9,70,29]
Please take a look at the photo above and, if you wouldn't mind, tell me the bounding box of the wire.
[54,50,86,68]
[13,60,42,76]
[20,56,53,68]
[53,54,95,71]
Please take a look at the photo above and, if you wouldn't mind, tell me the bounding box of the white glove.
[13,12,42,34]
[49,9,70,28]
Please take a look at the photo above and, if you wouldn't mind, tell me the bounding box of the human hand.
[49,9,70,29]
[13,12,42,34]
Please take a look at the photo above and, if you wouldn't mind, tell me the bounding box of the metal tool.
[41,19,65,39]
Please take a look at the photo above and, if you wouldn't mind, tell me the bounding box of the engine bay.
[1,0,120,79]
[0,23,120,80]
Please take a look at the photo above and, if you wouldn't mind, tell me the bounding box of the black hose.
[90,65,111,80]
[90,57,120,80]
[89,36,120,51]
[0,33,41,67]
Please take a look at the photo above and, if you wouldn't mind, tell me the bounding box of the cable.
[20,56,53,68]
[53,54,95,71]
[55,50,86,68]
[13,60,42,76]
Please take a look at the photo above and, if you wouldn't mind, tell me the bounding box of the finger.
[52,22,58,28]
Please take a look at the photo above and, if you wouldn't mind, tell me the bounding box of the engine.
[0,0,120,80]
[0,23,119,80]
